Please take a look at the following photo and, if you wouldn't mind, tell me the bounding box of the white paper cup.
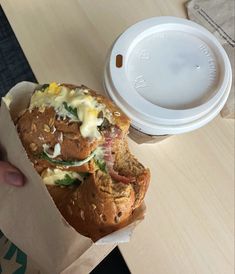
[104,17,232,143]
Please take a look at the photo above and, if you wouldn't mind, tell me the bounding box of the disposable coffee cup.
[104,17,232,144]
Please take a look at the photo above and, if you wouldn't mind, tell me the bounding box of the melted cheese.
[30,83,105,139]
[41,168,82,185]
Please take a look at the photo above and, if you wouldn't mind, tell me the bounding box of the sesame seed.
[29,143,38,152]
[31,123,37,132]
[43,124,50,132]
[80,210,85,220]
[114,111,121,117]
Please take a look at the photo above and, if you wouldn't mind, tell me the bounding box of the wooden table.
[1,1,234,273]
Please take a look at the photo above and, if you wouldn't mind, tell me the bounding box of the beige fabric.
[186,0,235,119]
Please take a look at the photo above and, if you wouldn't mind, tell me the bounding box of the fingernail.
[4,172,25,186]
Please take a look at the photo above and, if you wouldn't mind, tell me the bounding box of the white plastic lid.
[104,17,232,135]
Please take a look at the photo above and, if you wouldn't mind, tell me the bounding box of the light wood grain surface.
[1,1,234,273]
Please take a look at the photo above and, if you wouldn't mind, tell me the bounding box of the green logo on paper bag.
[0,231,27,274]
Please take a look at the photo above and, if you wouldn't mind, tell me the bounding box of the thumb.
[0,161,25,187]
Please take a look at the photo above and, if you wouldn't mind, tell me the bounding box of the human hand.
[0,161,25,186]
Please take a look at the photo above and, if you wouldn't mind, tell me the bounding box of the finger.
[0,161,25,187]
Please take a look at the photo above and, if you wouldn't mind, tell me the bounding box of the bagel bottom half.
[47,140,150,242]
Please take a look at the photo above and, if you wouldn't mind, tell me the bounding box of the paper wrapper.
[0,82,146,274]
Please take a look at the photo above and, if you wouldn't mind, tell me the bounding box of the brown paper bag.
[0,82,145,274]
